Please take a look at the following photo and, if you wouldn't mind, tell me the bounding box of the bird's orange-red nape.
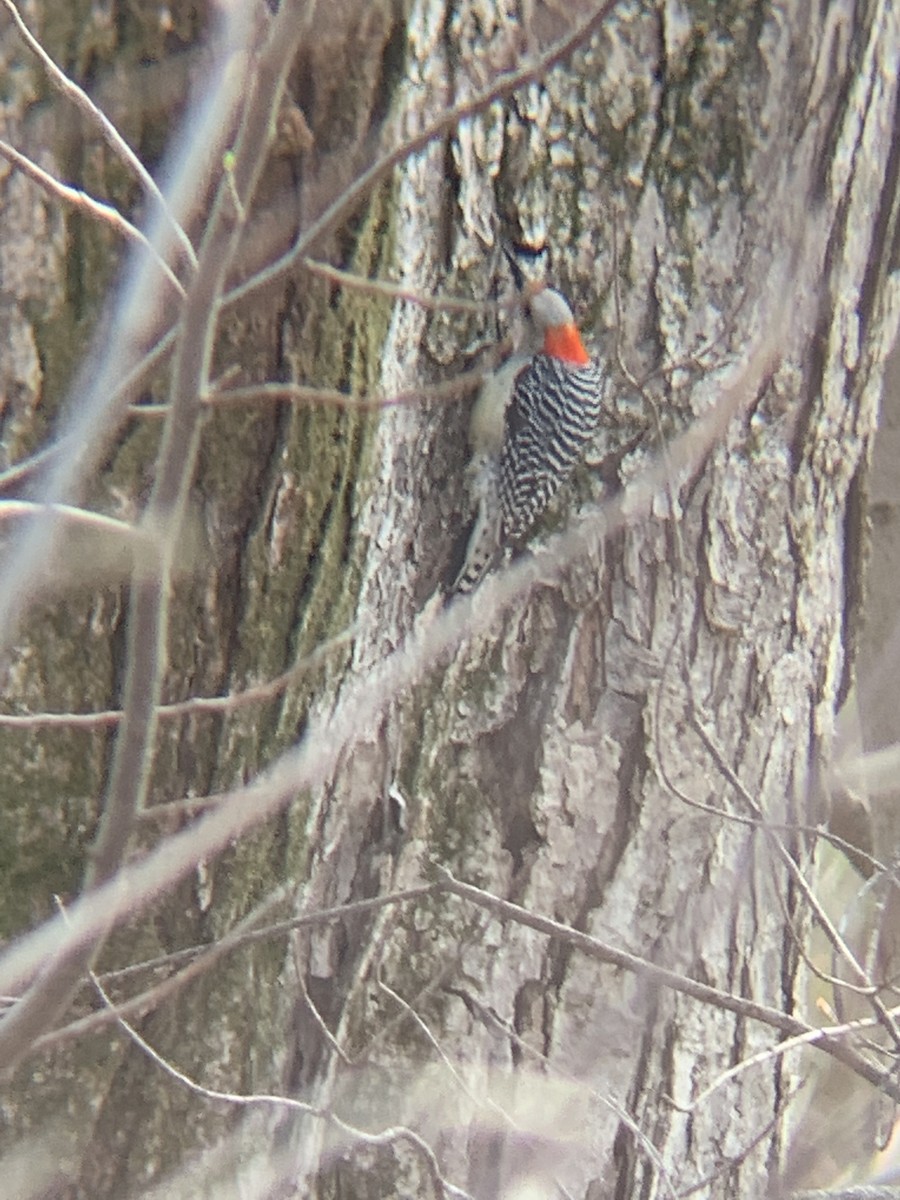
[543,322,590,366]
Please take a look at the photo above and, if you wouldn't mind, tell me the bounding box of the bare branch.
[300,257,507,314]
[27,884,442,1056]
[0,6,282,667]
[90,969,475,1200]
[690,709,900,1053]
[0,621,357,732]
[128,356,503,417]
[668,1014,888,1115]
[0,0,313,1074]
[0,499,149,543]
[0,140,186,298]
[0,0,196,272]
[433,867,900,1102]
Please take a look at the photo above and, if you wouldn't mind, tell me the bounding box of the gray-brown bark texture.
[0,0,898,1197]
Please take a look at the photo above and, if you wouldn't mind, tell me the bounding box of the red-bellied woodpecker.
[450,276,606,594]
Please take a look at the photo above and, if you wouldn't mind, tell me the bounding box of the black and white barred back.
[499,352,606,542]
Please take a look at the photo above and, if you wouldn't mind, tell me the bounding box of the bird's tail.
[444,457,501,598]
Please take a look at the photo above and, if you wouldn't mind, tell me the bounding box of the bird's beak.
[502,245,527,292]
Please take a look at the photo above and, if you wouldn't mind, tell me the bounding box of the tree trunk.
[0,1,898,1198]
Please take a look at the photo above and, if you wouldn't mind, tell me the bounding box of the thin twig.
[0,621,357,732]
[90,968,474,1200]
[643,781,885,877]
[0,140,185,297]
[128,355,504,417]
[432,867,900,1102]
[300,257,507,314]
[0,499,150,543]
[298,973,352,1065]
[679,1083,804,1197]
[92,967,321,1110]
[378,975,497,1114]
[667,1012,887,1115]
[27,883,443,1057]
[691,709,900,1054]
[0,0,196,272]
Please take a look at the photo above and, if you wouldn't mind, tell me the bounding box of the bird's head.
[523,280,590,366]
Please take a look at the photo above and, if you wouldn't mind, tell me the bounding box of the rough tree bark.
[0,1,898,1199]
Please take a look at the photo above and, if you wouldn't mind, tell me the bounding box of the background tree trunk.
[0,1,898,1198]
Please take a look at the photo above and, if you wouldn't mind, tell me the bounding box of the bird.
[449,259,607,595]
